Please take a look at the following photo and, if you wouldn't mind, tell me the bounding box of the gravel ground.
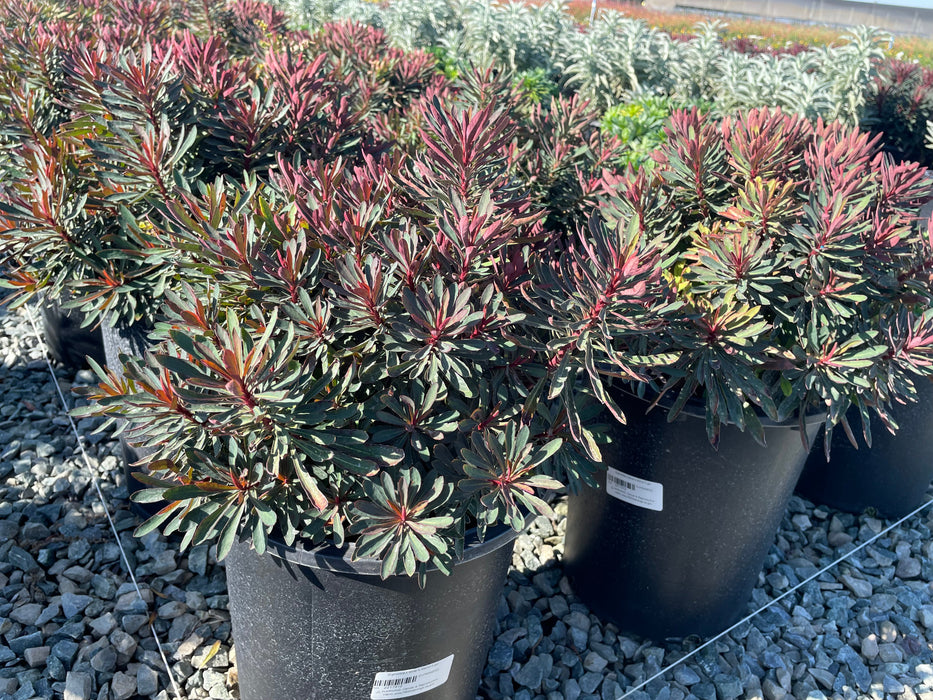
[1,303,933,700]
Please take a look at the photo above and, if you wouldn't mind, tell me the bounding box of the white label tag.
[606,467,663,511]
[370,654,454,699]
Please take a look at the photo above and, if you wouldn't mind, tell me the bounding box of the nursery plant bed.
[2,305,933,700]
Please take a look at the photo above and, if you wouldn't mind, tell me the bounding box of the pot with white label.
[563,391,821,640]
[225,525,517,700]
[796,379,933,519]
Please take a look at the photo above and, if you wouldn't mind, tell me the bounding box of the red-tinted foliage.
[864,58,933,166]
[549,107,933,446]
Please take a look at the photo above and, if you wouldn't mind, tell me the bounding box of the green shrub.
[600,96,675,168]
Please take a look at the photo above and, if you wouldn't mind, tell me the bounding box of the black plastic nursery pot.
[39,296,105,369]
[796,380,933,520]
[100,321,162,518]
[563,392,821,640]
[225,527,518,700]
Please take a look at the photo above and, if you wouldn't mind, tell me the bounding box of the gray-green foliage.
[279,0,384,29]
[381,0,459,52]
[712,48,837,121]
[668,21,724,103]
[673,23,886,124]
[279,0,579,72]
[557,13,674,109]
[456,0,574,73]
[290,0,383,29]
[276,0,890,124]
[818,26,888,123]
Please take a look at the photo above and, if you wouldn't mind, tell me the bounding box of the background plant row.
[282,0,933,168]
[566,0,933,68]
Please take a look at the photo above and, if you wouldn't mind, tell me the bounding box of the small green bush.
[600,96,675,168]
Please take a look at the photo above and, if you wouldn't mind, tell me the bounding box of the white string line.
[620,495,933,699]
[22,305,185,700]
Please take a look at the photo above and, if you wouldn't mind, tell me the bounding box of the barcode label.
[370,654,454,699]
[605,467,663,511]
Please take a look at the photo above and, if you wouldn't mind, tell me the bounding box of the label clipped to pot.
[370,653,454,699]
[606,467,663,511]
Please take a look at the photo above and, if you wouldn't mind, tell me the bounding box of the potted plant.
[0,4,261,507]
[0,0,441,512]
[0,2,401,336]
[74,91,601,698]
[526,107,933,639]
[796,193,933,519]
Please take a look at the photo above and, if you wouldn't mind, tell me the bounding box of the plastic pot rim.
[258,522,521,576]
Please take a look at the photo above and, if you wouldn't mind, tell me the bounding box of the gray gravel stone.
[839,574,872,598]
[8,546,39,572]
[188,545,209,576]
[566,610,591,631]
[62,565,93,583]
[673,665,701,685]
[9,631,43,655]
[64,671,92,700]
[809,667,835,689]
[89,645,117,673]
[488,640,513,671]
[513,654,549,689]
[762,650,786,668]
[9,603,42,626]
[35,602,59,626]
[883,674,905,694]
[47,653,66,681]
[837,644,872,692]
[122,613,148,634]
[51,639,79,663]
[60,592,93,618]
[896,558,922,579]
[114,590,147,614]
[583,651,608,673]
[110,628,137,658]
[89,612,117,636]
[23,645,49,668]
[157,600,187,619]
[919,606,933,629]
[137,664,161,696]
[110,671,136,700]
[714,674,744,699]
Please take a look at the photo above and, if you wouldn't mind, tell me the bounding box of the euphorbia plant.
[863,58,933,168]
[530,107,933,453]
[0,0,441,328]
[75,96,622,582]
